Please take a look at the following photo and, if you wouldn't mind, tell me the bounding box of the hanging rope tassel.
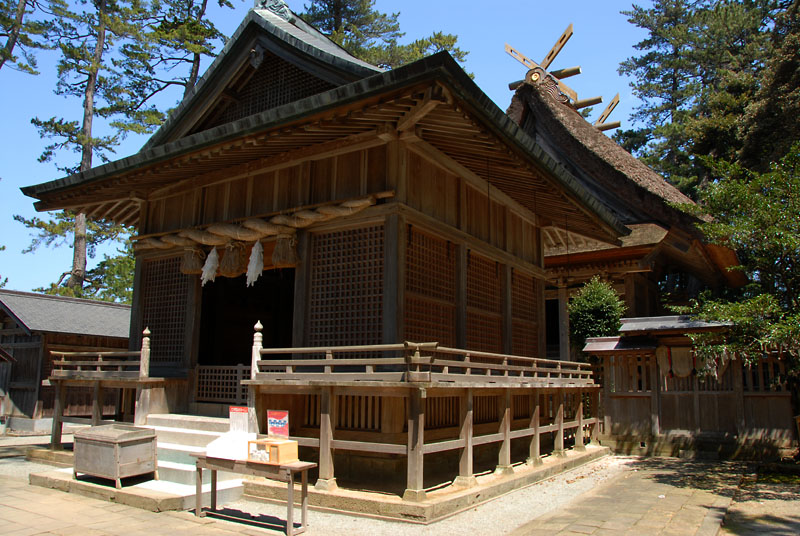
[201,248,219,286]
[272,233,298,268]
[247,241,264,287]
[181,247,206,275]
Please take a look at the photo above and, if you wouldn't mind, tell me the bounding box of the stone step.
[156,442,206,465]
[145,414,230,433]
[157,460,241,486]
[146,425,223,447]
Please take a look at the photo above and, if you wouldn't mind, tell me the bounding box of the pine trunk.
[0,0,28,72]
[67,0,108,290]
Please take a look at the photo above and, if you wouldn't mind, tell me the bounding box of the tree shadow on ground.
[198,506,296,533]
[629,457,745,497]
[723,513,800,535]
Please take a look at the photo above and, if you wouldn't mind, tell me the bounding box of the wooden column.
[315,387,337,490]
[602,357,612,436]
[50,381,66,450]
[575,389,586,451]
[557,283,571,361]
[292,232,312,347]
[528,390,542,465]
[732,359,746,435]
[590,388,601,444]
[497,390,513,474]
[554,389,566,456]
[455,388,476,487]
[91,382,104,426]
[693,374,701,434]
[134,328,152,426]
[403,387,426,502]
[649,353,661,437]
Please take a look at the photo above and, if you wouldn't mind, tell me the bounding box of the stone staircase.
[143,413,243,506]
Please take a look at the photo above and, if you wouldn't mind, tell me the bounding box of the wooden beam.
[541,24,574,70]
[397,89,441,132]
[594,93,620,126]
[528,390,542,465]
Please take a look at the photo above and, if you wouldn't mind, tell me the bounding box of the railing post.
[403,387,426,502]
[248,321,263,434]
[528,389,542,465]
[591,388,601,444]
[324,350,333,374]
[497,389,513,475]
[554,388,566,457]
[455,388,476,487]
[139,328,151,379]
[315,387,337,491]
[50,381,66,450]
[251,321,263,380]
[575,389,586,451]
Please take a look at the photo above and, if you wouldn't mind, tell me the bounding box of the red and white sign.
[229,406,249,433]
[267,409,289,437]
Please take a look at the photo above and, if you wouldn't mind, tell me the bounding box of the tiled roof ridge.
[0,289,130,310]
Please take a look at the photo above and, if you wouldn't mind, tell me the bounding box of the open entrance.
[545,298,560,359]
[195,269,294,407]
[199,269,295,366]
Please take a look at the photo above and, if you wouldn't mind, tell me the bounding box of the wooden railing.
[250,322,594,387]
[50,328,151,380]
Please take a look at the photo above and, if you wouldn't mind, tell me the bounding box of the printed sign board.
[267,409,289,437]
[229,406,250,433]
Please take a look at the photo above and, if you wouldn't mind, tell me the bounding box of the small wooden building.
[506,84,745,359]
[585,316,796,458]
[0,290,130,430]
[21,4,631,496]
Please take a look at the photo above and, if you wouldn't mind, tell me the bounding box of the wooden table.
[191,454,317,536]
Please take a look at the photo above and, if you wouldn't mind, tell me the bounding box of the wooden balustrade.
[250,322,594,387]
[50,328,151,381]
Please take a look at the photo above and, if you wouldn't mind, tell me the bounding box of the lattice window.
[425,396,459,429]
[202,52,335,131]
[466,251,502,353]
[195,365,250,403]
[405,227,456,346]
[141,256,190,366]
[513,394,532,420]
[336,395,381,431]
[308,226,384,347]
[512,270,539,357]
[474,395,498,424]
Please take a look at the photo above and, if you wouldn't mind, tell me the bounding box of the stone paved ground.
[510,458,746,536]
[720,467,800,535]
[2,435,799,536]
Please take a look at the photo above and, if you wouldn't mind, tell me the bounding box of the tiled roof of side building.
[0,289,130,339]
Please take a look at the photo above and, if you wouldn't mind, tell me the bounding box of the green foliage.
[300,0,468,69]
[681,144,800,376]
[619,0,780,198]
[568,277,627,353]
[13,210,129,256]
[0,0,53,74]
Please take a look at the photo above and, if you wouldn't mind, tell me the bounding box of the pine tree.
[300,0,467,69]
[0,0,51,74]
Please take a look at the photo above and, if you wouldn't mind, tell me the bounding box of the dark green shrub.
[568,277,627,353]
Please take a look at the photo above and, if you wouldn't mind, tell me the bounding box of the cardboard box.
[247,438,298,465]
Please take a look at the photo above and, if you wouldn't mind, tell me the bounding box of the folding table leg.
[286,471,295,536]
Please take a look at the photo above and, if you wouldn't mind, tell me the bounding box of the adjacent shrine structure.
[19,3,742,497]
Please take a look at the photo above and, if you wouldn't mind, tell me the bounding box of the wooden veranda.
[246,323,600,500]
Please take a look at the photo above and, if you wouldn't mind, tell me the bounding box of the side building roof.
[0,289,130,339]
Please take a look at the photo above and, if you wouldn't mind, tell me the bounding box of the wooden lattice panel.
[308,226,384,347]
[337,395,381,431]
[405,227,456,346]
[425,396,459,429]
[195,365,250,403]
[141,256,190,366]
[202,52,335,131]
[511,270,539,357]
[474,395,499,425]
[466,251,502,353]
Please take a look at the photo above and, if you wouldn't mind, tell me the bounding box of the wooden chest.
[74,424,157,488]
[247,438,298,464]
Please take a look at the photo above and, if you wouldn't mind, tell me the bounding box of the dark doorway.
[198,269,295,366]
[545,298,560,359]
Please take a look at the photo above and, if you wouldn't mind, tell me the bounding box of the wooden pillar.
[315,387,337,490]
[575,389,586,451]
[50,381,66,450]
[557,283,570,361]
[732,358,746,435]
[91,382,104,426]
[649,353,660,437]
[602,357,612,436]
[292,232,311,347]
[497,390,513,474]
[455,388,476,487]
[590,388,601,444]
[134,328,152,426]
[403,387,426,502]
[528,390,542,465]
[554,389,566,456]
[455,245,467,349]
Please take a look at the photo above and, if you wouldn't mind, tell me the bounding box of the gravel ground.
[223,456,635,535]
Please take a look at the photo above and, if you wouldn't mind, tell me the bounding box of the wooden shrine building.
[506,83,745,360]
[0,290,130,431]
[20,3,648,498]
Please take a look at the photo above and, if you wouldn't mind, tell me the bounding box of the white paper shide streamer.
[201,248,219,286]
[246,241,264,287]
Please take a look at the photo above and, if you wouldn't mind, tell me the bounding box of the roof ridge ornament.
[257,0,295,22]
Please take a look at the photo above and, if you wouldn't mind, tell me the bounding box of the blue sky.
[0,0,650,293]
